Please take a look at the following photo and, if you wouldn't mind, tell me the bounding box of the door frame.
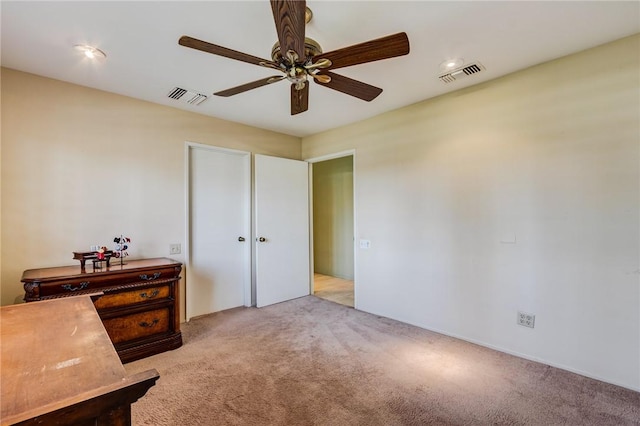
[184,142,252,321]
[305,149,357,307]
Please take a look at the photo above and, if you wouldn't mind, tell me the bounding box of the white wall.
[0,68,301,316]
[302,35,640,391]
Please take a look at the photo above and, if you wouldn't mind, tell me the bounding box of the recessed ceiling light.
[439,58,463,72]
[74,44,107,59]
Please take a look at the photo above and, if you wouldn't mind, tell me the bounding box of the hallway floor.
[313,273,354,307]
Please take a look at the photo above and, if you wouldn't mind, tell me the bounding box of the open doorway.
[311,155,354,307]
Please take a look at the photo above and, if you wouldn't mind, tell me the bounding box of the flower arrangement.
[96,246,109,260]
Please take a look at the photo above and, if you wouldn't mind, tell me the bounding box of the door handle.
[257,237,266,242]
[238,237,245,242]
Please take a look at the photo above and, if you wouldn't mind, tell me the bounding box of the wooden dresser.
[1,295,158,425]
[21,258,182,363]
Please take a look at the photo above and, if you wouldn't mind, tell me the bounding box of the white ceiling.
[2,1,638,137]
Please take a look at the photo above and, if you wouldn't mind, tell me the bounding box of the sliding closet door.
[187,144,250,320]
[255,154,310,307]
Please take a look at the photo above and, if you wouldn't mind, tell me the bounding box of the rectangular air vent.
[439,62,485,84]
[167,87,209,106]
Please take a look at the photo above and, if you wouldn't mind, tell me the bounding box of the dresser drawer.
[103,308,170,344]
[34,267,176,298]
[102,268,177,287]
[94,285,170,309]
[37,277,96,298]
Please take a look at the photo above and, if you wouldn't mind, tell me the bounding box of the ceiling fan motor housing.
[271,37,325,90]
[271,37,323,65]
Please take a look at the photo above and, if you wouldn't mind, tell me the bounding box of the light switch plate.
[359,239,371,249]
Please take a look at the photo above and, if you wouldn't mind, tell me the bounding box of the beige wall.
[312,156,354,279]
[0,68,301,315]
[303,35,640,390]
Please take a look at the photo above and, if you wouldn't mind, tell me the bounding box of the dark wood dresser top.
[21,257,181,282]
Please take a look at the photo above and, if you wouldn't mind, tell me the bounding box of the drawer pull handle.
[140,289,160,299]
[61,282,89,292]
[139,272,161,281]
[139,319,159,328]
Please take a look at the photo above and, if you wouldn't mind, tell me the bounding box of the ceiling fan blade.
[271,0,306,63]
[290,83,309,115]
[179,36,277,68]
[315,32,409,70]
[316,71,383,102]
[214,76,285,97]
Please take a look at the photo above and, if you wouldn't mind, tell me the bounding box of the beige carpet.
[126,296,639,425]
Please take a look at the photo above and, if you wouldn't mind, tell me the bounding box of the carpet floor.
[125,296,639,425]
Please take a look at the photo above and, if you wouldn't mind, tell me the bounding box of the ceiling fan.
[179,0,410,115]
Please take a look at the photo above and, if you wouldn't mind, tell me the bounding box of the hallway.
[313,273,354,307]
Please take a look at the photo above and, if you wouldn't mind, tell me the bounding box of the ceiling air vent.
[438,62,485,84]
[167,87,209,106]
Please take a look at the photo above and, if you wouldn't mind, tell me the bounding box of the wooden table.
[1,296,159,425]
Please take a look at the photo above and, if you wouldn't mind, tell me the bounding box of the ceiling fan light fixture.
[74,44,107,59]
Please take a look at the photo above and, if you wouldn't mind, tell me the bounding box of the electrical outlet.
[517,311,535,328]
[169,243,181,255]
